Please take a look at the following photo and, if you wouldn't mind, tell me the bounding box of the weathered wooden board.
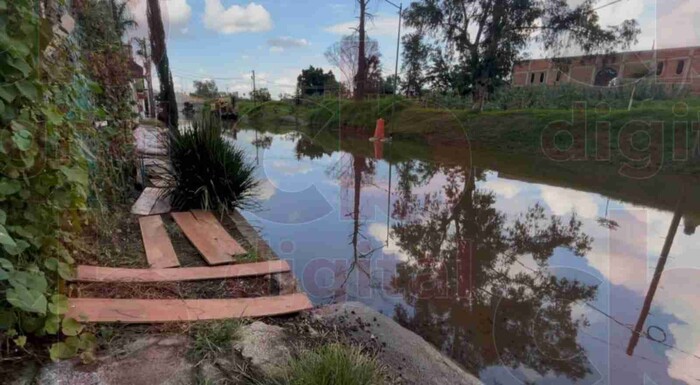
[73,260,290,283]
[131,187,171,216]
[139,215,180,268]
[67,293,313,323]
[171,211,245,265]
[229,209,298,294]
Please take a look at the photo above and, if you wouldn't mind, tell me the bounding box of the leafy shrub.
[487,81,690,110]
[166,116,259,211]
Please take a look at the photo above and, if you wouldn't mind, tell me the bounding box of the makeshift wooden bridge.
[66,125,312,323]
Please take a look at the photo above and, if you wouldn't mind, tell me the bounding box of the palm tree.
[108,0,137,40]
[147,0,178,129]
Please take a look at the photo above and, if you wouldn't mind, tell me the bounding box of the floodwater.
[229,124,700,385]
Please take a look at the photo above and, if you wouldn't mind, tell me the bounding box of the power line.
[592,0,626,12]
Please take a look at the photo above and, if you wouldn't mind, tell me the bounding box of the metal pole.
[390,3,402,132]
[251,70,256,107]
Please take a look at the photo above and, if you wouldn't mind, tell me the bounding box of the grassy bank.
[307,99,700,174]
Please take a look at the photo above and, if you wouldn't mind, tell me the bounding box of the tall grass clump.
[258,343,385,385]
[166,115,259,211]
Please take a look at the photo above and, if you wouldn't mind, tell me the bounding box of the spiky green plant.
[166,116,259,211]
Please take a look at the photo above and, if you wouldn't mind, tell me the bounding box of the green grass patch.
[188,319,243,363]
[253,343,386,385]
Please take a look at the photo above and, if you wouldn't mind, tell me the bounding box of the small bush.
[166,115,259,211]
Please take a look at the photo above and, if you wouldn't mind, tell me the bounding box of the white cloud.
[269,46,285,53]
[203,0,273,34]
[325,14,402,36]
[267,36,310,51]
[128,0,192,37]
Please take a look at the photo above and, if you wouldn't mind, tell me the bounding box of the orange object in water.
[374,118,385,140]
[374,140,383,159]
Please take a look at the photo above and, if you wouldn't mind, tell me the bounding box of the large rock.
[314,302,482,385]
[233,321,291,376]
[36,335,195,385]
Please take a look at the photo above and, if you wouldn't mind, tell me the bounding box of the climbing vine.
[0,0,138,362]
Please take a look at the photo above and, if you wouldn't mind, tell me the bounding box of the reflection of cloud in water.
[269,160,313,175]
[481,175,522,199]
[540,185,600,219]
[367,222,411,263]
[255,179,276,201]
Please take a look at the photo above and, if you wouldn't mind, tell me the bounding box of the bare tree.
[325,34,380,94]
[354,0,371,100]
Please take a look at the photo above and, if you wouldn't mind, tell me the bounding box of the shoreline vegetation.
[236,96,700,176]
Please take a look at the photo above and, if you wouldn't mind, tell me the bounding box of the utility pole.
[383,0,403,133]
[251,70,257,107]
[134,37,156,119]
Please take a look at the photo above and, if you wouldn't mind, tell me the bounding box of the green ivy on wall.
[0,0,97,361]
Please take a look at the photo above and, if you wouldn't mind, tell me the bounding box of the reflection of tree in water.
[251,135,273,149]
[295,136,332,160]
[390,162,596,381]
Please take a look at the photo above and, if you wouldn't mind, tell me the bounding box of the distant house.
[512,46,700,94]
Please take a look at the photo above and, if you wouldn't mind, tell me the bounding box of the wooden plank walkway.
[67,293,312,323]
[139,215,180,268]
[73,260,291,283]
[172,211,246,265]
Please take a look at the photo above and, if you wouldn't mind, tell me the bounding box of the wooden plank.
[139,215,180,268]
[73,260,291,283]
[230,210,299,294]
[131,188,170,216]
[171,211,245,265]
[67,293,313,323]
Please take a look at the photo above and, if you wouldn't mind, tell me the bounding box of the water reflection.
[390,163,596,382]
[233,126,700,384]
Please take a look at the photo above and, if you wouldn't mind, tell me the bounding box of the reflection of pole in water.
[626,197,684,356]
[386,143,392,246]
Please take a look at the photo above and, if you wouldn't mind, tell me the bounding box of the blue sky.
[128,0,406,97]
[126,0,698,98]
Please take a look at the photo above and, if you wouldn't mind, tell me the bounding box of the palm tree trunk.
[147,0,178,130]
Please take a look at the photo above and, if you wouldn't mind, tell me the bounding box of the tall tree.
[296,66,339,96]
[134,37,156,118]
[400,33,429,96]
[325,34,380,94]
[403,0,640,106]
[191,79,219,99]
[147,0,178,129]
[354,0,371,100]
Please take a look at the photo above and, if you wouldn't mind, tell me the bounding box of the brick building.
[512,46,700,94]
